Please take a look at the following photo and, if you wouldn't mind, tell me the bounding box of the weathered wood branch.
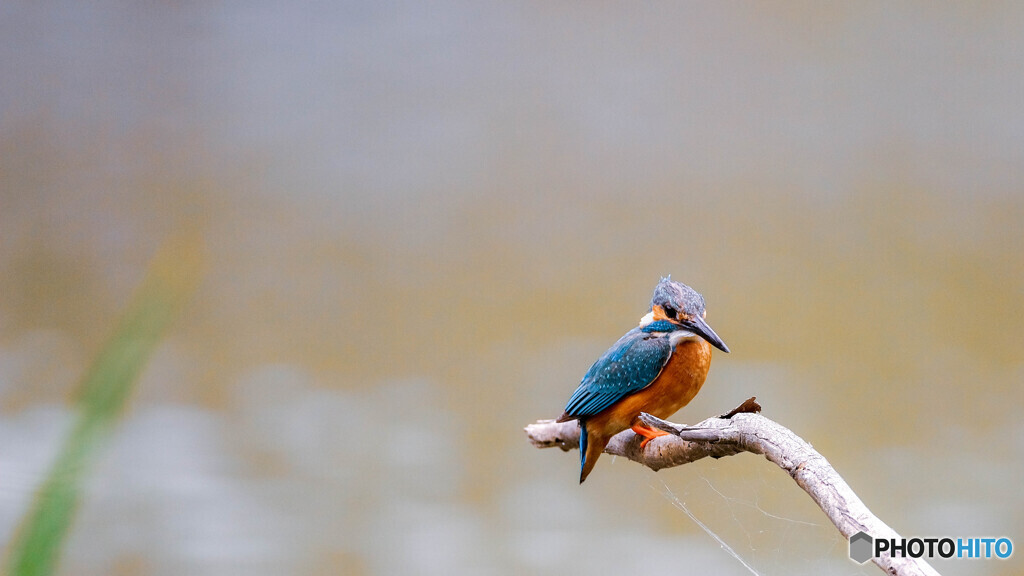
[524,401,940,576]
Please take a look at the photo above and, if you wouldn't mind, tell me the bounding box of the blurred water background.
[1,2,1022,575]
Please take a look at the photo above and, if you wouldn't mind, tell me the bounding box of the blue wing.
[562,324,674,418]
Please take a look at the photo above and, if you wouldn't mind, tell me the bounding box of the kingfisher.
[557,278,729,483]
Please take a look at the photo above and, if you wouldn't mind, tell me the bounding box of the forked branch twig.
[524,398,940,576]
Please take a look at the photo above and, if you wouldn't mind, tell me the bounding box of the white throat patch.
[668,329,698,347]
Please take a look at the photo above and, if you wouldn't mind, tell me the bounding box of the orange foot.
[631,422,670,450]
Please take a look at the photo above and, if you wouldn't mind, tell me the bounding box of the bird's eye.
[663,306,677,319]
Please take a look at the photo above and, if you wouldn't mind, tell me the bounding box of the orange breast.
[588,338,713,436]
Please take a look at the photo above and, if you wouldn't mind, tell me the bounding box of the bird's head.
[640,276,730,353]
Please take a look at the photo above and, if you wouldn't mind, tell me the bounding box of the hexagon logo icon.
[849,531,873,564]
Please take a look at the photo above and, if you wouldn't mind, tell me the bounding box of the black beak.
[679,315,730,353]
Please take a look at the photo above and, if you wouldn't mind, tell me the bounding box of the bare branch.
[525,404,940,576]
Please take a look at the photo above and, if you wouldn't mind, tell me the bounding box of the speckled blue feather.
[640,320,677,333]
[562,324,679,419]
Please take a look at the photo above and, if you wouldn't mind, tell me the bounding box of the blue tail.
[578,423,588,483]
